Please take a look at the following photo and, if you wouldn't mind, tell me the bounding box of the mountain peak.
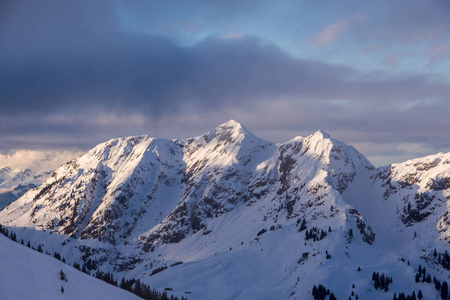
[312,129,331,139]
[217,119,247,132]
[211,120,252,141]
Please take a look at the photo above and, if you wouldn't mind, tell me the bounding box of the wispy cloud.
[220,32,244,40]
[426,42,450,68]
[382,52,399,67]
[312,13,364,47]
[0,150,82,170]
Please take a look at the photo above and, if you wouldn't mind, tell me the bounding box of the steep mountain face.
[1,120,449,299]
[370,153,450,244]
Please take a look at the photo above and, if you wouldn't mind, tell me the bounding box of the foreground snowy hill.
[0,234,140,300]
[0,120,449,299]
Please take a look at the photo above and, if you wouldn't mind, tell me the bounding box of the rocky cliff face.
[1,120,449,299]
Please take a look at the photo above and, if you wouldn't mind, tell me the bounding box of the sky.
[1,0,450,166]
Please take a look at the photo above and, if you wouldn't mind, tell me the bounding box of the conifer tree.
[59,269,67,281]
[82,264,89,274]
[435,278,441,291]
[300,219,307,231]
[134,279,142,297]
[441,281,448,300]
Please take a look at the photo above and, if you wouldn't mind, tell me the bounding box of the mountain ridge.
[1,120,449,299]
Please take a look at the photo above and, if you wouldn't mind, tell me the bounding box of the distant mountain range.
[0,151,81,209]
[1,120,449,299]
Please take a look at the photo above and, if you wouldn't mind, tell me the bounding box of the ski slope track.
[1,120,449,299]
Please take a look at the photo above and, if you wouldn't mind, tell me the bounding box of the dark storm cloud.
[2,28,450,117]
[2,0,450,165]
[2,0,449,120]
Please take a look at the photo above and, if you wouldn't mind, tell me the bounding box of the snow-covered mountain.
[1,120,449,299]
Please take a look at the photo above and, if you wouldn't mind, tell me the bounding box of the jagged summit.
[85,121,348,162]
[3,121,450,299]
[312,129,331,139]
[217,119,247,131]
[205,119,254,143]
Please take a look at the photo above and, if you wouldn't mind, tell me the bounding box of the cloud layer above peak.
[1,0,450,166]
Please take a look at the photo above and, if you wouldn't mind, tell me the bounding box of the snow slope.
[0,120,449,299]
[0,234,140,300]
